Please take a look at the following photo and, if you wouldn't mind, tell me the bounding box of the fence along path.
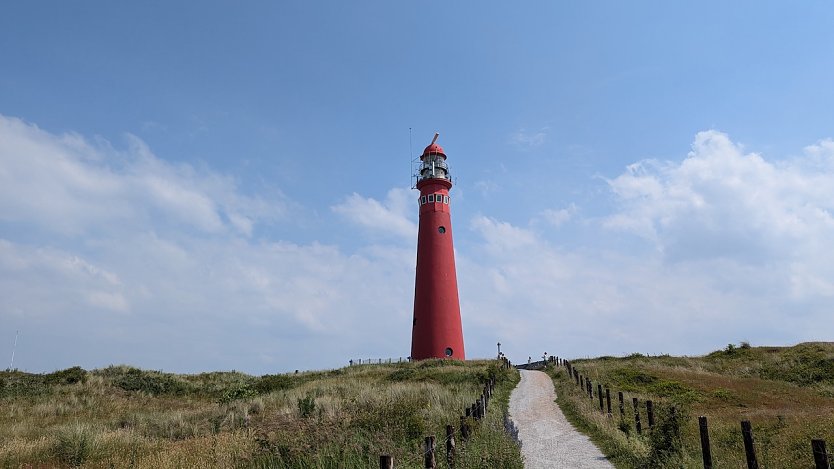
[509,369,614,468]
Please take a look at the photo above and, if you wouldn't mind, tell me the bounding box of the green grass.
[551,342,834,468]
[0,359,521,468]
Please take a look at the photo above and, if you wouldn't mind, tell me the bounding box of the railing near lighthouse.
[347,357,410,366]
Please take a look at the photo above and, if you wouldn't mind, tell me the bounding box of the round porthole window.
[438,226,446,234]
[445,347,453,357]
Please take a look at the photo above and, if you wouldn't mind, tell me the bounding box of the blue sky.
[2,2,834,374]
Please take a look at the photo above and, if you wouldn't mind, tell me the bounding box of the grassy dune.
[1,359,522,468]
[550,342,834,468]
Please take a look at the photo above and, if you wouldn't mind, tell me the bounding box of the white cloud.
[331,187,417,241]
[0,116,281,238]
[604,130,834,270]
[473,179,500,197]
[539,204,577,227]
[3,116,833,373]
[470,216,538,254]
[455,130,834,359]
[510,127,548,148]
[0,115,414,373]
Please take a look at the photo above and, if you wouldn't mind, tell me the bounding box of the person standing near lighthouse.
[410,134,465,360]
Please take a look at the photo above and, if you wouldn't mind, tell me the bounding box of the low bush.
[296,394,316,419]
[52,423,97,467]
[107,367,193,396]
[0,370,50,397]
[254,374,296,394]
[218,384,256,404]
[643,405,685,467]
[45,366,88,385]
[609,366,658,390]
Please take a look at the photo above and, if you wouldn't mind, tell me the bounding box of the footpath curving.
[509,369,614,469]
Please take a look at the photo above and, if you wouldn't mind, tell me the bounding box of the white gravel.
[508,369,614,469]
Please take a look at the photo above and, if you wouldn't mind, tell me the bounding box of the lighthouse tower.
[411,134,465,360]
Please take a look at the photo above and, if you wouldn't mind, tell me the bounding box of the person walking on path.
[509,369,613,468]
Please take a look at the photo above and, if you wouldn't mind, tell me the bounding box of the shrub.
[254,374,295,394]
[353,393,427,441]
[387,368,417,382]
[109,367,192,396]
[53,423,97,467]
[609,366,658,390]
[45,366,88,385]
[218,384,256,404]
[417,358,454,369]
[648,379,699,402]
[643,405,686,467]
[711,388,736,401]
[297,394,316,418]
[0,370,50,397]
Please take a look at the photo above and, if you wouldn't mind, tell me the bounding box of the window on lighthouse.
[444,196,449,204]
[428,194,434,203]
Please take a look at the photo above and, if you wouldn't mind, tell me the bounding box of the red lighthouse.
[411,134,465,360]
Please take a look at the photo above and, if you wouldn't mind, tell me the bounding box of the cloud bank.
[2,117,832,373]
[0,115,413,373]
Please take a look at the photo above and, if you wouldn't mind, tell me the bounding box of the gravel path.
[509,369,614,469]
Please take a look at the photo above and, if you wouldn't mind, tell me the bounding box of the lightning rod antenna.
[431,132,439,145]
[409,128,414,188]
[9,330,19,370]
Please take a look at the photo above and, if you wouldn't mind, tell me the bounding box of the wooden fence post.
[605,388,612,416]
[812,439,831,469]
[741,420,759,469]
[698,416,713,469]
[380,455,394,469]
[424,435,436,469]
[460,415,470,441]
[446,425,456,469]
[597,384,604,412]
[618,391,624,418]
[632,397,642,435]
[588,380,593,399]
[646,400,655,429]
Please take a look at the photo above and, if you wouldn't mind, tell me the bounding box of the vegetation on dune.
[0,359,521,468]
[551,342,834,468]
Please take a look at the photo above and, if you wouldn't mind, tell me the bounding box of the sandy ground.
[508,369,614,469]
